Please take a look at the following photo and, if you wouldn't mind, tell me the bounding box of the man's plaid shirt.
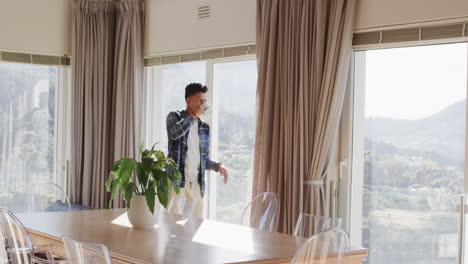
[166,110,218,197]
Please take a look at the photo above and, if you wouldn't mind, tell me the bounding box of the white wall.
[144,0,256,56]
[2,0,468,57]
[0,0,71,56]
[145,0,468,56]
[356,0,468,31]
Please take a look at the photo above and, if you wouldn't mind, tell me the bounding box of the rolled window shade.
[421,24,464,40]
[353,31,381,46]
[382,28,420,43]
[0,51,69,66]
[144,44,256,66]
[353,22,468,47]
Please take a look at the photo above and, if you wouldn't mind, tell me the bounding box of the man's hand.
[189,105,204,119]
[194,105,204,118]
[216,163,229,184]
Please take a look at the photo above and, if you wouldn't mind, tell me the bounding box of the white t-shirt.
[184,121,200,183]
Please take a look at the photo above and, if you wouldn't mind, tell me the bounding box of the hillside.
[365,100,466,162]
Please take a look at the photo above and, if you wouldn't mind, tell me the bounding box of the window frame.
[55,66,72,191]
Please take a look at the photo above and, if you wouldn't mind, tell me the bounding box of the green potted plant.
[105,143,181,228]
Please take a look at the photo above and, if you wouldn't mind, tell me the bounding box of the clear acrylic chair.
[290,229,350,264]
[0,207,65,264]
[167,197,194,219]
[63,237,113,264]
[26,182,71,213]
[0,226,7,264]
[293,213,343,237]
[241,192,279,232]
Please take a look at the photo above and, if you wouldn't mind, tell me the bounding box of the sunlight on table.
[192,221,256,254]
[110,212,158,229]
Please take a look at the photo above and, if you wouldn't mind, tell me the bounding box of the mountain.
[365,100,466,163]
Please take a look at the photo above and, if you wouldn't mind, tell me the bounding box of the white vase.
[127,195,160,228]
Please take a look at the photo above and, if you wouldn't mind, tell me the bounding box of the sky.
[213,59,257,117]
[361,43,467,120]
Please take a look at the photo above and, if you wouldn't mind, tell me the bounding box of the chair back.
[0,207,34,264]
[63,237,113,264]
[290,229,350,264]
[293,213,343,237]
[241,192,279,232]
[0,226,7,264]
[26,181,71,213]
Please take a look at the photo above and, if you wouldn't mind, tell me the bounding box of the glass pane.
[0,62,58,213]
[145,61,207,152]
[354,43,467,264]
[212,60,257,224]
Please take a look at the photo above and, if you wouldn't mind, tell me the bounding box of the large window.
[0,61,68,213]
[144,57,257,223]
[351,43,467,264]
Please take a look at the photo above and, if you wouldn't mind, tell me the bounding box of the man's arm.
[206,159,219,171]
[206,157,229,184]
[202,124,229,183]
[166,111,195,140]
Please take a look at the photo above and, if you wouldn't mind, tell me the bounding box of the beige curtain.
[70,0,144,208]
[111,0,145,208]
[253,0,356,234]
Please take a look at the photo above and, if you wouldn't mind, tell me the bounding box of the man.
[166,83,228,218]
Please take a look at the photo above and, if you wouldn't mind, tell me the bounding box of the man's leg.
[168,187,187,215]
[187,183,204,218]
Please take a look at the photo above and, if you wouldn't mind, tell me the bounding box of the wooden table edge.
[26,228,151,264]
[225,248,368,264]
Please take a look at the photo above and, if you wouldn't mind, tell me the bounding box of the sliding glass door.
[207,59,257,224]
[144,57,258,223]
[351,43,467,264]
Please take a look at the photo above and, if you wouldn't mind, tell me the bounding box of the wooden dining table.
[17,209,367,264]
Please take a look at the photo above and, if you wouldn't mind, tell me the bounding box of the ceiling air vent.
[197,5,211,19]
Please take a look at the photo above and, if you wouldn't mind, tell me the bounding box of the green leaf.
[154,151,165,160]
[157,185,169,209]
[172,182,180,195]
[105,173,115,192]
[166,170,176,181]
[139,141,145,155]
[148,179,156,189]
[151,168,163,182]
[166,178,173,193]
[167,163,182,181]
[140,143,159,158]
[110,159,123,173]
[142,150,150,157]
[158,176,169,197]
[108,182,118,209]
[123,182,135,207]
[135,162,147,187]
[141,157,154,173]
[150,142,158,151]
[167,173,181,194]
[117,158,135,189]
[153,160,166,170]
[174,169,182,181]
[145,188,156,214]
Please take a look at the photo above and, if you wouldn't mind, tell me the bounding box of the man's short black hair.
[185,83,208,100]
